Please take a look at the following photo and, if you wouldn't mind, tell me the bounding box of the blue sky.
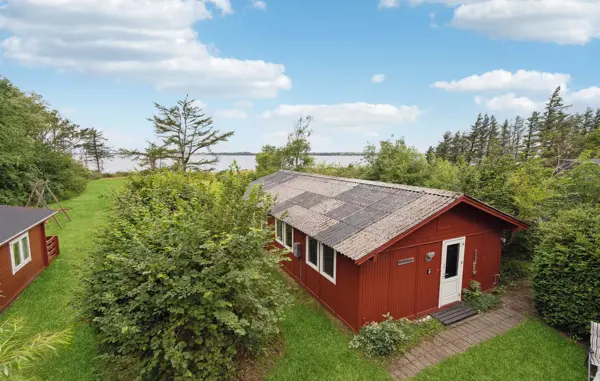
[1,0,599,153]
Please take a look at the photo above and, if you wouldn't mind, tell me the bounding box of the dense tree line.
[431,87,600,167]
[0,77,90,204]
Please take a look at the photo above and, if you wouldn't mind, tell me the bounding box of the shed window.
[10,232,32,274]
[306,237,319,271]
[320,244,336,284]
[285,223,293,248]
[275,219,283,242]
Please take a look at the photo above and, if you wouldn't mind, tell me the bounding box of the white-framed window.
[306,236,319,271]
[9,232,32,274]
[304,235,337,284]
[275,218,293,249]
[275,219,284,244]
[320,243,337,284]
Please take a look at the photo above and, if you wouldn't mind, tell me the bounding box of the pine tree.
[477,114,490,161]
[500,119,511,155]
[523,111,540,159]
[435,131,453,160]
[540,87,571,165]
[593,109,600,131]
[449,131,463,162]
[151,96,234,171]
[467,114,483,162]
[511,116,525,159]
[582,107,595,134]
[486,115,500,157]
[425,146,436,163]
[80,127,114,172]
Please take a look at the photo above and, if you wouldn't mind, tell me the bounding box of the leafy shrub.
[500,259,531,285]
[462,281,501,312]
[533,206,600,338]
[349,315,443,357]
[84,169,290,380]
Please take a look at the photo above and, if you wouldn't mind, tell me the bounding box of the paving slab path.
[389,287,534,380]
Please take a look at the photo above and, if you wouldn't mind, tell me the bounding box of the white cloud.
[0,0,291,98]
[371,74,386,84]
[474,93,544,113]
[570,86,600,104]
[261,102,421,130]
[233,100,254,109]
[432,69,570,93]
[378,0,400,9]
[411,0,600,45]
[251,0,267,10]
[214,108,248,119]
[429,12,439,28]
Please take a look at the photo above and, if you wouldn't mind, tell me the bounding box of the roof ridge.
[279,170,462,199]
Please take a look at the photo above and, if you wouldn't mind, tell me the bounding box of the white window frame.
[9,232,32,275]
[319,243,337,284]
[275,218,293,249]
[305,236,320,272]
[275,219,284,245]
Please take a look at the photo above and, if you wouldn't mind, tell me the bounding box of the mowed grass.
[265,277,392,381]
[411,319,587,381]
[1,179,125,381]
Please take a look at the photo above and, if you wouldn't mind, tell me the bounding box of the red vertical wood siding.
[414,242,442,316]
[358,202,510,326]
[275,225,360,330]
[359,254,391,324]
[389,247,418,319]
[0,224,48,312]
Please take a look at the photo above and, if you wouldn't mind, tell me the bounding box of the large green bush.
[85,170,289,380]
[533,206,600,337]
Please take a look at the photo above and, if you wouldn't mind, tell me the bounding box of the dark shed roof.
[251,171,527,262]
[0,205,57,246]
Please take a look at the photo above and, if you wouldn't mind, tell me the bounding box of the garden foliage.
[462,281,501,312]
[533,206,600,337]
[349,314,443,357]
[0,77,88,205]
[84,169,290,380]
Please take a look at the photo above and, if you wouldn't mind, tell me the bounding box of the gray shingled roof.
[0,205,57,246]
[252,171,463,261]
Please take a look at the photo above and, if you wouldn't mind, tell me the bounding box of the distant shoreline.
[206,152,364,156]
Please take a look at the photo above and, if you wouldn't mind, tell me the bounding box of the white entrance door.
[439,237,466,307]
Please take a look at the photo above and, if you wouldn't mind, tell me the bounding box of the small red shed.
[253,171,527,331]
[0,205,61,312]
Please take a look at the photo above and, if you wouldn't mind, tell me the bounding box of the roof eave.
[355,195,528,265]
[0,210,59,247]
[355,197,463,265]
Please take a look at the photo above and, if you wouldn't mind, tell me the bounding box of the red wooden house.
[0,205,60,312]
[253,171,527,331]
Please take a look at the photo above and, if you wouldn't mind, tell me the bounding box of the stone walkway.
[389,287,534,380]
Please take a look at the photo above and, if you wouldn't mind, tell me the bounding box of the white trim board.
[438,236,466,308]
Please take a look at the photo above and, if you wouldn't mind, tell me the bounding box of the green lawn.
[265,279,392,381]
[411,319,587,381]
[1,179,125,381]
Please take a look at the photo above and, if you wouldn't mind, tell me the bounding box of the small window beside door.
[10,232,32,274]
